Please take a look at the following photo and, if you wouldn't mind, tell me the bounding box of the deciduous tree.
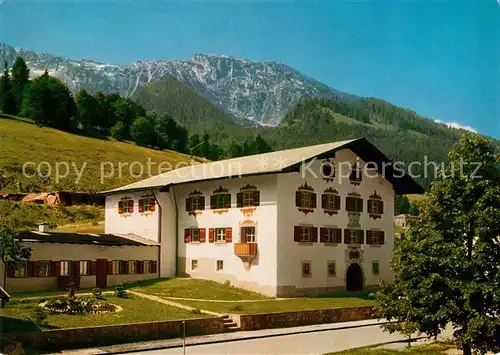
[0,228,32,293]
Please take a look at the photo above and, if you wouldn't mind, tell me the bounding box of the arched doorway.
[346,263,363,291]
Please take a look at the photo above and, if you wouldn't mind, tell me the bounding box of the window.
[139,198,156,213]
[192,229,200,242]
[349,163,362,183]
[215,228,226,242]
[80,261,91,276]
[372,261,380,276]
[144,261,152,274]
[237,189,260,207]
[296,191,316,209]
[14,261,27,278]
[346,197,363,212]
[242,226,256,243]
[129,261,138,274]
[345,229,364,244]
[294,226,318,243]
[367,230,385,245]
[301,261,311,277]
[327,262,336,277]
[216,260,224,271]
[300,227,311,242]
[112,260,126,275]
[321,227,342,244]
[191,260,198,270]
[368,200,384,215]
[39,261,51,277]
[212,194,231,209]
[60,261,71,276]
[118,199,134,214]
[322,194,341,210]
[186,195,205,212]
[322,161,335,179]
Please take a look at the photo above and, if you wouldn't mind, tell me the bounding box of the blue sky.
[0,0,498,137]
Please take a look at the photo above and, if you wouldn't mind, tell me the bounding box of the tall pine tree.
[10,57,30,114]
[0,59,15,114]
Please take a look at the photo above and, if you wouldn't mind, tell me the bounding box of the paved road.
[126,324,418,355]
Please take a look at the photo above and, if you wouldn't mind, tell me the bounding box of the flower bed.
[42,296,118,315]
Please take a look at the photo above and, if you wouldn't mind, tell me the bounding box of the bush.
[191,308,202,314]
[223,280,231,288]
[115,284,127,298]
[44,296,116,315]
[92,288,105,300]
[229,304,244,312]
[110,121,128,140]
[32,306,48,326]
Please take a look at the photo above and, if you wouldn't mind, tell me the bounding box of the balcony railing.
[234,243,258,257]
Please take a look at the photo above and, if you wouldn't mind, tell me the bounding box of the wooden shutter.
[360,230,365,244]
[128,199,134,212]
[185,197,192,212]
[56,261,62,276]
[150,198,156,212]
[379,231,385,245]
[27,261,35,277]
[50,261,57,277]
[138,200,144,213]
[346,197,353,211]
[344,229,351,244]
[320,228,327,243]
[335,228,342,243]
[224,194,231,208]
[107,261,113,275]
[138,261,144,274]
[124,261,130,274]
[199,228,206,243]
[226,228,232,243]
[7,262,15,278]
[210,195,216,209]
[200,196,206,210]
[311,193,317,208]
[152,261,158,273]
[34,261,40,277]
[321,194,327,209]
[335,196,341,210]
[358,199,363,212]
[253,191,260,206]
[295,191,302,207]
[208,228,215,243]
[184,229,191,243]
[91,261,97,275]
[118,201,123,214]
[312,227,318,242]
[379,201,384,214]
[236,193,243,207]
[73,261,80,276]
[294,226,301,242]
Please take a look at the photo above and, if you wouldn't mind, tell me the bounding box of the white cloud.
[434,120,477,133]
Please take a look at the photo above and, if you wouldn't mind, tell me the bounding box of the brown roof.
[18,231,159,246]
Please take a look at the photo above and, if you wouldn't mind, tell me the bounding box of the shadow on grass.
[314,290,375,300]
[0,316,40,333]
[122,278,172,290]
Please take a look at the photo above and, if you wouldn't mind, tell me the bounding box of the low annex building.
[0,226,159,293]
[100,137,422,297]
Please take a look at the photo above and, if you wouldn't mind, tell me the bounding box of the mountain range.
[0,43,356,127]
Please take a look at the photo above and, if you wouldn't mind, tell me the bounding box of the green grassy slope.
[0,116,192,192]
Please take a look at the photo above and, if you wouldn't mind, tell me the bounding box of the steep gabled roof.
[103,137,424,195]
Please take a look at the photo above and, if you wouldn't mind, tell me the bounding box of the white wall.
[276,148,395,293]
[105,191,160,242]
[154,189,177,278]
[174,175,278,296]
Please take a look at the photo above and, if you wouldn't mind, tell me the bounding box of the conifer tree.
[10,57,30,114]
[0,59,15,114]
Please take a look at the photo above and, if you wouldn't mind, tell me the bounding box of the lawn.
[0,116,192,193]
[175,292,374,314]
[0,294,205,333]
[328,343,454,354]
[128,278,270,301]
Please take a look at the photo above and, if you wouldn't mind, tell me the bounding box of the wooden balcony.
[234,243,258,262]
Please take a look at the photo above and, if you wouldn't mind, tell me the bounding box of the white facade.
[104,146,399,297]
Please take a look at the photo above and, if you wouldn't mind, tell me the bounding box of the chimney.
[38,223,49,233]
